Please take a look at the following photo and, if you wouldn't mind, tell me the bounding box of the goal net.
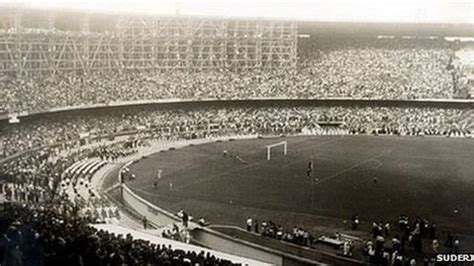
[265,141,287,160]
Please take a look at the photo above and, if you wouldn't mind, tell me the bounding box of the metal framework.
[0,8,297,76]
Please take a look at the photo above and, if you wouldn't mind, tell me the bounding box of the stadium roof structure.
[0,6,298,75]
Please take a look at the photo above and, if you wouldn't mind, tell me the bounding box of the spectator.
[351,214,359,230]
[143,216,148,229]
[246,217,252,232]
[432,239,439,254]
[182,211,189,228]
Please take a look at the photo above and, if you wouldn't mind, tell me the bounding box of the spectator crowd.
[246,217,315,247]
[0,37,467,113]
[1,105,471,160]
[361,214,461,265]
[0,134,240,264]
[0,203,240,265]
[243,212,463,265]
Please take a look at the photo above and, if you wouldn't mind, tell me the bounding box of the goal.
[265,141,287,160]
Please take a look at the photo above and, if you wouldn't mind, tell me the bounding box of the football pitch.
[127,135,474,238]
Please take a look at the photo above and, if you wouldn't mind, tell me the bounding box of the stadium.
[0,2,473,266]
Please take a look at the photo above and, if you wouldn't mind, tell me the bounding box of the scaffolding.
[0,8,297,76]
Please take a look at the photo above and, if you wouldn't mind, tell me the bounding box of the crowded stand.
[90,144,139,162]
[76,197,121,224]
[298,38,459,99]
[1,105,471,160]
[0,137,140,211]
[0,148,70,201]
[0,36,467,113]
[0,203,240,265]
[0,135,241,264]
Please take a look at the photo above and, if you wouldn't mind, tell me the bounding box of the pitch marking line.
[311,150,391,188]
[174,136,345,190]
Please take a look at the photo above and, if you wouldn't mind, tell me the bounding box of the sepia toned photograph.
[0,0,472,265]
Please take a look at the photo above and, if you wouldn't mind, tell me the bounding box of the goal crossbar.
[265,141,287,160]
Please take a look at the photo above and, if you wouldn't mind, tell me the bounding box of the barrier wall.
[91,224,273,266]
[122,183,296,265]
[121,185,183,227]
[121,184,310,265]
[192,227,284,265]
[121,177,362,265]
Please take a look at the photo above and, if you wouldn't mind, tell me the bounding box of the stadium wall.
[121,183,182,227]
[120,181,287,265]
[120,183,338,265]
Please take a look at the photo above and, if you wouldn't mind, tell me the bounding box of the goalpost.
[266,141,287,160]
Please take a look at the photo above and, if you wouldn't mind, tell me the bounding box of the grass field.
[127,135,474,249]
